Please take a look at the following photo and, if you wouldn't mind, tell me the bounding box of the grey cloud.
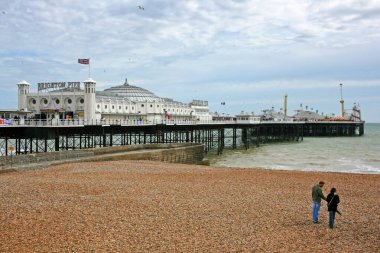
[1,0,380,121]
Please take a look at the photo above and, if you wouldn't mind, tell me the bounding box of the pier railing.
[0,118,305,127]
[0,118,229,126]
[1,118,363,127]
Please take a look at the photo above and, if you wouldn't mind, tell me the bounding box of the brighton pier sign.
[38,82,81,91]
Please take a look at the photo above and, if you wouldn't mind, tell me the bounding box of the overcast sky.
[1,0,379,122]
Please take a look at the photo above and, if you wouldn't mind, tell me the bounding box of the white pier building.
[17,78,212,124]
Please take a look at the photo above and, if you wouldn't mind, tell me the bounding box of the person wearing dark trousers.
[326,188,340,229]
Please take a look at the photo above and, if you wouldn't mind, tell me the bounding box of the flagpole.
[78,58,91,78]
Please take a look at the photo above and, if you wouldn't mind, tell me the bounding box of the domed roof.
[17,80,30,85]
[99,78,163,102]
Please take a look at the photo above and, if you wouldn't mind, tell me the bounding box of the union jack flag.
[78,58,90,64]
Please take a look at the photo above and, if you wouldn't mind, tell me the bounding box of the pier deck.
[0,121,364,156]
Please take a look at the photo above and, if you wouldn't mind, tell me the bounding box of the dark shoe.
[313,221,319,224]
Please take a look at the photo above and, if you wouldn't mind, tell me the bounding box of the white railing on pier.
[0,118,310,127]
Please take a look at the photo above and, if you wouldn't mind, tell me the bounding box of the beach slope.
[1,161,379,252]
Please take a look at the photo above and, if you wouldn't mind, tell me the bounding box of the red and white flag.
[78,58,90,64]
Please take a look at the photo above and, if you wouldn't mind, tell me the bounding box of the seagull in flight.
[138,5,144,10]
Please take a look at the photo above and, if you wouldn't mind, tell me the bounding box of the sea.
[207,123,380,174]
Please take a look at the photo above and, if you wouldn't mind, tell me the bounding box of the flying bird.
[138,5,144,10]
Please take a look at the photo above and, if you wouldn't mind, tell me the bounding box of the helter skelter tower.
[340,83,345,117]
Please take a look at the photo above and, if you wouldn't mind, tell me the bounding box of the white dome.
[98,78,163,102]
[84,78,96,83]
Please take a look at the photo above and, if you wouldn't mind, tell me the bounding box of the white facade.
[189,100,213,122]
[22,89,85,120]
[236,112,261,124]
[17,78,212,124]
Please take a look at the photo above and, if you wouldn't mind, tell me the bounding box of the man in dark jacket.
[326,188,340,229]
[312,181,326,223]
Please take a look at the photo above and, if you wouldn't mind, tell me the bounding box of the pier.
[0,77,364,158]
[0,120,364,156]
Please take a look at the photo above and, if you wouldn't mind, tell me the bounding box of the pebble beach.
[1,160,379,252]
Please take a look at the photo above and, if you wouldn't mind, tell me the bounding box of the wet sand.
[1,160,379,252]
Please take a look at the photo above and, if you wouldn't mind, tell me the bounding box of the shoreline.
[210,165,380,175]
[3,162,380,175]
[1,160,379,252]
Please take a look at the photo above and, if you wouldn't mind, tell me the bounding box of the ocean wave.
[351,164,380,173]
[367,159,380,163]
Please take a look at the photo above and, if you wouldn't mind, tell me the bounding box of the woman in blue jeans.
[326,188,340,229]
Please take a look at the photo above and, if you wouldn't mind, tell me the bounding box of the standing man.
[312,181,326,223]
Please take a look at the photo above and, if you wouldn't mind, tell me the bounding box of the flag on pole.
[78,58,90,64]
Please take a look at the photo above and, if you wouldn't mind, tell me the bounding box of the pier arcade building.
[17,78,212,124]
